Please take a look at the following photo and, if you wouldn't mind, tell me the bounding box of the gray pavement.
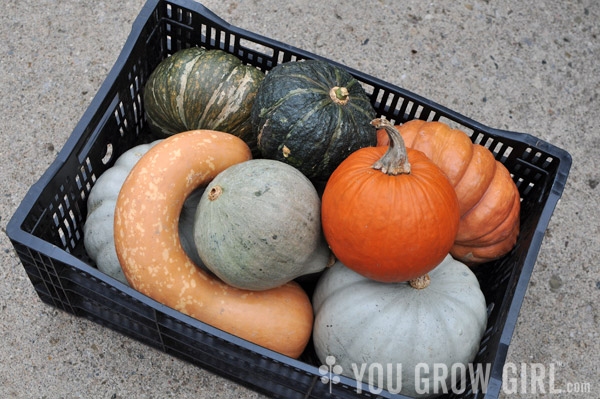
[1,1,598,398]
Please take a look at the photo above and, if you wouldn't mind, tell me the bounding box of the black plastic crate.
[6,0,571,398]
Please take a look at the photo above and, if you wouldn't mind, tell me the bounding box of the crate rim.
[6,0,573,398]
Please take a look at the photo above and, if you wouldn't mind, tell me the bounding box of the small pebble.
[550,274,563,290]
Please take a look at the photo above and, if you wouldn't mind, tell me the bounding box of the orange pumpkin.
[321,118,460,282]
[377,119,520,265]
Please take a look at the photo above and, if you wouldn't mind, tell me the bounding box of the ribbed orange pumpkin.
[321,118,460,282]
[377,119,520,265]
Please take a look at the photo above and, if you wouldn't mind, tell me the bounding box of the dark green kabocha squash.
[251,60,377,181]
[143,47,264,151]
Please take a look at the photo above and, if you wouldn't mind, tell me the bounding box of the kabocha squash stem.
[329,86,350,105]
[371,118,411,175]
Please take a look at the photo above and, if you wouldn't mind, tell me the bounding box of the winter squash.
[114,130,313,358]
[83,140,204,284]
[321,118,460,282]
[251,60,377,180]
[194,159,331,290]
[144,47,264,151]
[376,119,520,264]
[312,255,488,398]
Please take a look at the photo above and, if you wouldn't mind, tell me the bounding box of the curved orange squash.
[114,130,313,358]
[377,119,520,264]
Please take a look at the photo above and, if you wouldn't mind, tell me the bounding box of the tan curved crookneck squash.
[377,119,520,264]
[114,130,314,358]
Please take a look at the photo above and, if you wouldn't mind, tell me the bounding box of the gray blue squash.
[312,255,488,398]
[193,159,331,291]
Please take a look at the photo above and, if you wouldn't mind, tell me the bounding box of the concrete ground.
[1,0,597,398]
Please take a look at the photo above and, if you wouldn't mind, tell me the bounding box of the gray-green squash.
[193,159,331,291]
[312,255,488,398]
[144,47,264,152]
[83,140,205,285]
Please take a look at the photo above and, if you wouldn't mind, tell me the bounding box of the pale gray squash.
[193,159,330,291]
[83,140,205,284]
[312,255,488,398]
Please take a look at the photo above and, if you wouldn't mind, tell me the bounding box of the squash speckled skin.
[312,255,487,398]
[193,159,330,291]
[144,47,264,151]
[83,140,204,284]
[114,131,313,358]
[251,60,377,180]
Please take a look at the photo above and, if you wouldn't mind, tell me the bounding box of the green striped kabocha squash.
[251,60,377,181]
[143,47,264,151]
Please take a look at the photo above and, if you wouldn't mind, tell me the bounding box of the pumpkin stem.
[409,274,430,289]
[329,86,350,105]
[370,118,411,175]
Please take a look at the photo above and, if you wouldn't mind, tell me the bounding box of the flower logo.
[318,355,343,393]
